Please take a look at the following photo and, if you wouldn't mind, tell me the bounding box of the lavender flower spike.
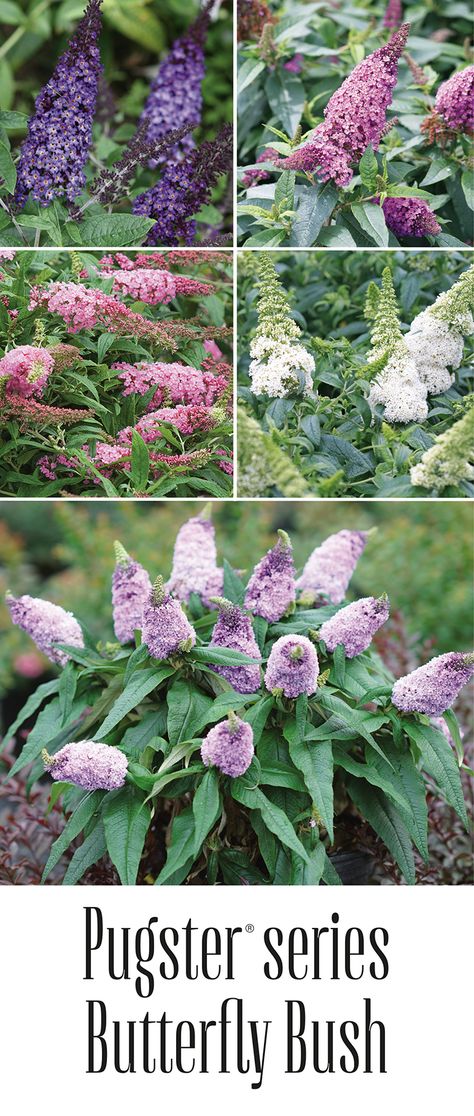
[209,597,261,694]
[42,741,127,791]
[142,576,196,660]
[140,1,212,164]
[264,634,319,698]
[275,24,409,186]
[14,0,103,209]
[383,0,402,29]
[435,65,474,134]
[296,529,369,605]
[392,652,474,716]
[112,540,152,644]
[6,592,84,667]
[167,504,223,606]
[244,529,296,622]
[201,714,254,777]
[319,595,390,658]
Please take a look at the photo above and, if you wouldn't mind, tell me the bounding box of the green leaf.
[242,696,273,746]
[0,4,25,25]
[8,698,86,778]
[167,679,214,744]
[41,790,104,882]
[231,782,310,863]
[192,768,221,855]
[95,666,174,739]
[155,808,196,885]
[120,709,167,759]
[371,744,428,862]
[404,720,468,827]
[265,73,305,137]
[237,58,265,95]
[274,169,295,210]
[58,661,77,724]
[0,140,16,193]
[222,558,246,605]
[442,709,464,766]
[358,145,378,192]
[333,747,409,812]
[285,721,334,841]
[332,642,346,687]
[190,646,260,667]
[218,849,267,885]
[103,785,150,885]
[0,110,28,129]
[351,202,389,247]
[130,430,150,492]
[62,820,107,885]
[345,779,416,885]
[461,170,474,212]
[287,182,338,247]
[290,833,326,885]
[1,679,60,753]
[79,215,156,247]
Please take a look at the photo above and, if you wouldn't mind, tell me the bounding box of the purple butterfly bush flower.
[296,529,368,605]
[264,634,319,698]
[167,506,223,607]
[132,124,232,246]
[383,0,402,29]
[244,530,296,622]
[142,576,196,660]
[209,597,261,693]
[6,592,84,667]
[319,595,390,658]
[434,65,474,134]
[382,197,441,238]
[42,740,127,790]
[392,652,474,716]
[112,540,152,644]
[140,2,211,165]
[274,24,409,186]
[201,715,254,777]
[284,54,304,74]
[14,0,103,209]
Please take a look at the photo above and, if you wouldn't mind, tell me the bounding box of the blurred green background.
[0,499,472,704]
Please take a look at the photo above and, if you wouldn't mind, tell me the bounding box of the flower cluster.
[244,530,295,622]
[404,262,474,394]
[112,541,152,644]
[167,509,224,606]
[320,595,390,658]
[410,406,474,491]
[209,599,262,693]
[113,360,228,409]
[264,634,319,697]
[201,716,254,778]
[120,403,217,443]
[249,255,315,397]
[42,740,128,791]
[275,24,409,185]
[366,268,429,423]
[0,346,54,399]
[97,268,213,303]
[14,0,103,208]
[241,147,280,188]
[133,125,233,246]
[142,576,196,659]
[392,653,474,716]
[139,2,211,164]
[1,395,92,427]
[383,0,402,29]
[6,593,84,667]
[382,197,441,239]
[434,65,474,134]
[296,529,368,604]
[28,281,188,349]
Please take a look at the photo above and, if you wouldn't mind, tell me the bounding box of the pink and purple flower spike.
[319,595,390,658]
[244,530,296,622]
[264,634,319,697]
[6,592,84,667]
[42,740,127,791]
[392,652,474,715]
[112,541,152,644]
[142,576,196,660]
[201,716,254,777]
[209,598,261,694]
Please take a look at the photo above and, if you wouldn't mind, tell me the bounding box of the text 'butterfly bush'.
[275,24,409,186]
[14,0,103,208]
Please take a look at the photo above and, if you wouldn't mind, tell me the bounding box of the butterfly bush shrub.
[237,2,473,247]
[2,507,472,886]
[0,1,233,247]
[237,250,474,498]
[0,248,233,496]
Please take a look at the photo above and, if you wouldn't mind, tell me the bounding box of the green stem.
[0,0,50,62]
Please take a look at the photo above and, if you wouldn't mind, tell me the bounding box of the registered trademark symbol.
[245,923,254,933]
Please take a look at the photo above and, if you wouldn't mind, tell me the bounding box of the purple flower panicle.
[382,197,441,238]
[296,529,368,605]
[435,66,474,134]
[14,0,103,208]
[142,576,196,660]
[42,740,127,790]
[244,530,296,622]
[275,24,409,186]
[112,541,152,644]
[167,506,223,606]
[133,124,232,246]
[319,595,390,658]
[383,0,402,29]
[201,715,254,777]
[264,634,319,698]
[6,592,84,667]
[140,2,211,164]
[392,652,474,716]
[209,597,261,693]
